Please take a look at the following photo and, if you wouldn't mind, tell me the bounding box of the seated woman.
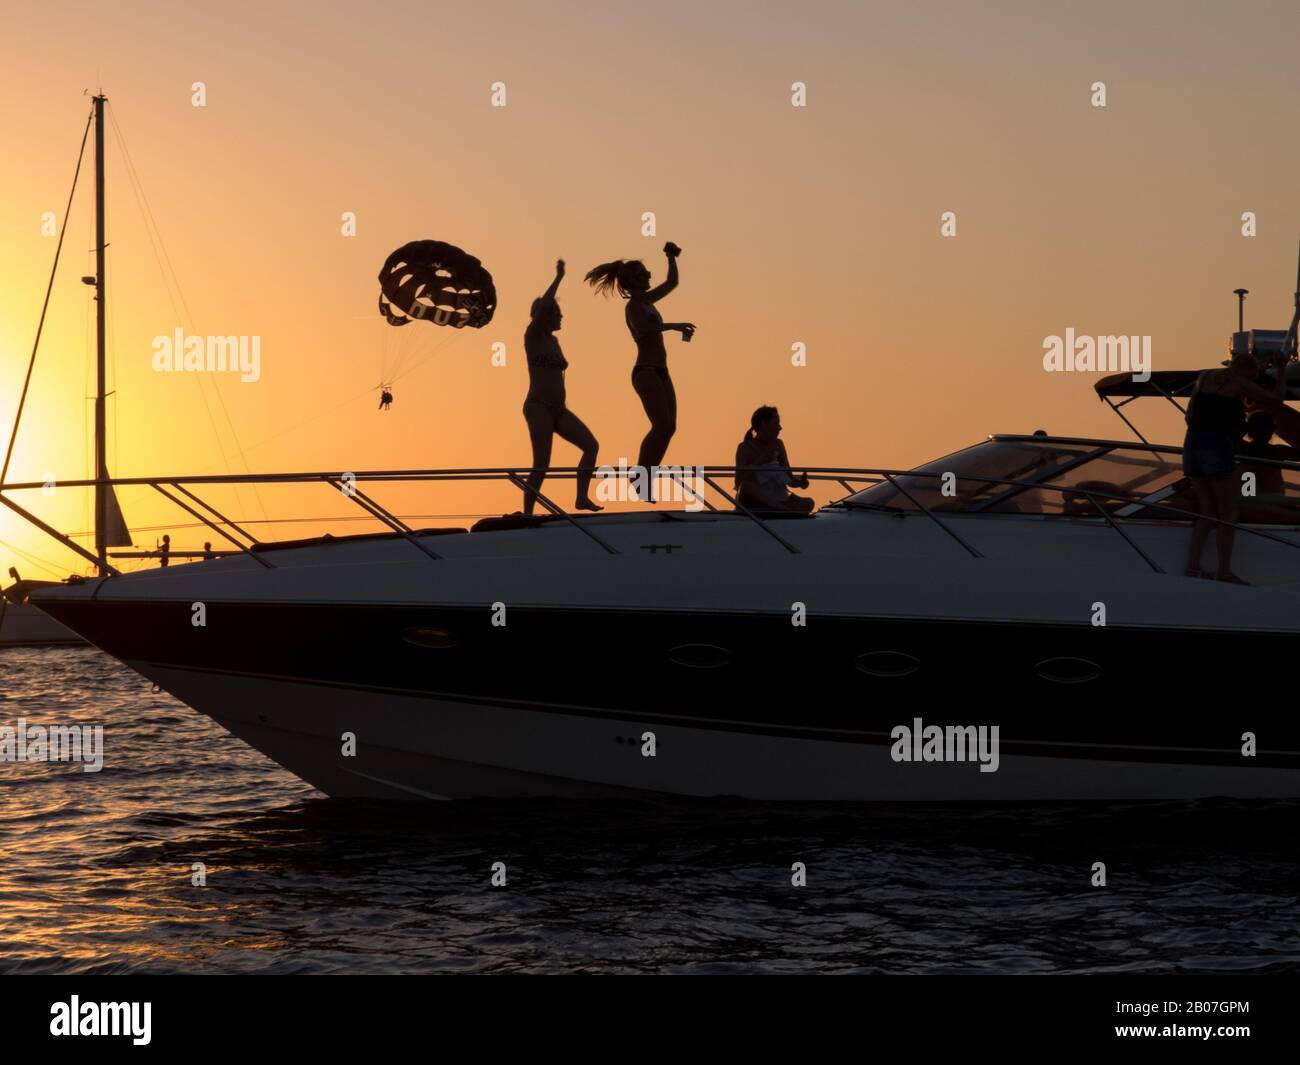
[734,406,814,513]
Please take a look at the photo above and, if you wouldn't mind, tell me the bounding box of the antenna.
[1294,236,1300,314]
[1234,288,1248,332]
[1289,236,1300,360]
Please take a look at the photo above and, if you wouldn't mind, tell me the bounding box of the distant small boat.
[0,583,81,647]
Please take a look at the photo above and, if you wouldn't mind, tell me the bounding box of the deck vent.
[403,626,462,650]
[667,644,733,669]
[1035,657,1100,684]
[854,651,920,677]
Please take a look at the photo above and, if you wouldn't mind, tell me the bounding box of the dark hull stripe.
[142,661,1300,769]
[36,598,1299,767]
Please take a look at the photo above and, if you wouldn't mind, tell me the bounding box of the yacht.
[24,418,1300,800]
[13,95,1300,800]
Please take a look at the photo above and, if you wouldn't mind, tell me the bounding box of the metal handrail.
[880,473,983,559]
[4,458,1300,574]
[8,445,1300,491]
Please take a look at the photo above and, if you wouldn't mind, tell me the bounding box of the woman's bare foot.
[574,498,604,512]
[1218,572,1249,585]
[1185,565,1201,578]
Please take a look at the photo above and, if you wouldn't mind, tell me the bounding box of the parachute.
[378,240,497,330]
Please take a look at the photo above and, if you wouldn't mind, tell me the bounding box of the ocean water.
[0,646,1297,975]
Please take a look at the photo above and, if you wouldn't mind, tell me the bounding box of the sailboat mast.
[93,93,107,574]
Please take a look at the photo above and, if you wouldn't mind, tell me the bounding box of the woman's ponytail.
[748,405,779,440]
[584,259,645,299]
[584,260,627,298]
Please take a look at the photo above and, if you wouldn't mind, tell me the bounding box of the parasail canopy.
[378,240,496,330]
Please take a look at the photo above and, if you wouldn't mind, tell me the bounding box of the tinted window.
[846,440,1095,513]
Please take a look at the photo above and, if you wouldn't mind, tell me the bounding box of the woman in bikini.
[585,242,695,499]
[521,259,601,514]
[734,405,814,513]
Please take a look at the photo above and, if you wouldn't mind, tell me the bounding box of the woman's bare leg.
[1211,472,1242,580]
[522,404,555,515]
[1186,475,1216,574]
[633,372,677,470]
[555,409,602,510]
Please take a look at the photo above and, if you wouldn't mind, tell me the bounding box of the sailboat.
[0,93,130,647]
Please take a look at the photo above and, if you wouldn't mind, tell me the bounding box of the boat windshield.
[844,437,1300,523]
[842,439,1098,512]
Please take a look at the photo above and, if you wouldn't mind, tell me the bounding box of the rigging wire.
[240,323,463,455]
[107,104,279,540]
[5,100,481,573]
[0,537,75,581]
[2,103,94,486]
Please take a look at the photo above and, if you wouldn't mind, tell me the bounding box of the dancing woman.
[521,259,601,514]
[585,242,695,497]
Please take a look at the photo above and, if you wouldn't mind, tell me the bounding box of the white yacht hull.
[135,661,1300,802]
[33,503,1300,801]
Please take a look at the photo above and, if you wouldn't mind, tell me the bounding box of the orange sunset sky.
[3,0,1300,575]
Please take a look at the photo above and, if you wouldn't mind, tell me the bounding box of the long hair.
[584,260,644,299]
[746,405,779,441]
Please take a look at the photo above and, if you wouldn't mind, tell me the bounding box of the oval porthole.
[403,626,462,650]
[1035,657,1100,684]
[668,643,733,669]
[855,651,919,677]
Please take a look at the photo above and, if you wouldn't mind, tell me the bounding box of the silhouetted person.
[378,388,393,411]
[158,534,171,568]
[4,566,30,603]
[1183,350,1288,582]
[521,259,601,514]
[202,541,215,560]
[1238,410,1289,496]
[585,242,695,500]
[735,406,814,513]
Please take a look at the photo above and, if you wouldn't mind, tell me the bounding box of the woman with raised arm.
[1182,349,1288,582]
[521,259,602,514]
[585,242,695,499]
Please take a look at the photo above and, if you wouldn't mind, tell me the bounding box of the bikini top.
[524,326,568,370]
[626,300,663,344]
